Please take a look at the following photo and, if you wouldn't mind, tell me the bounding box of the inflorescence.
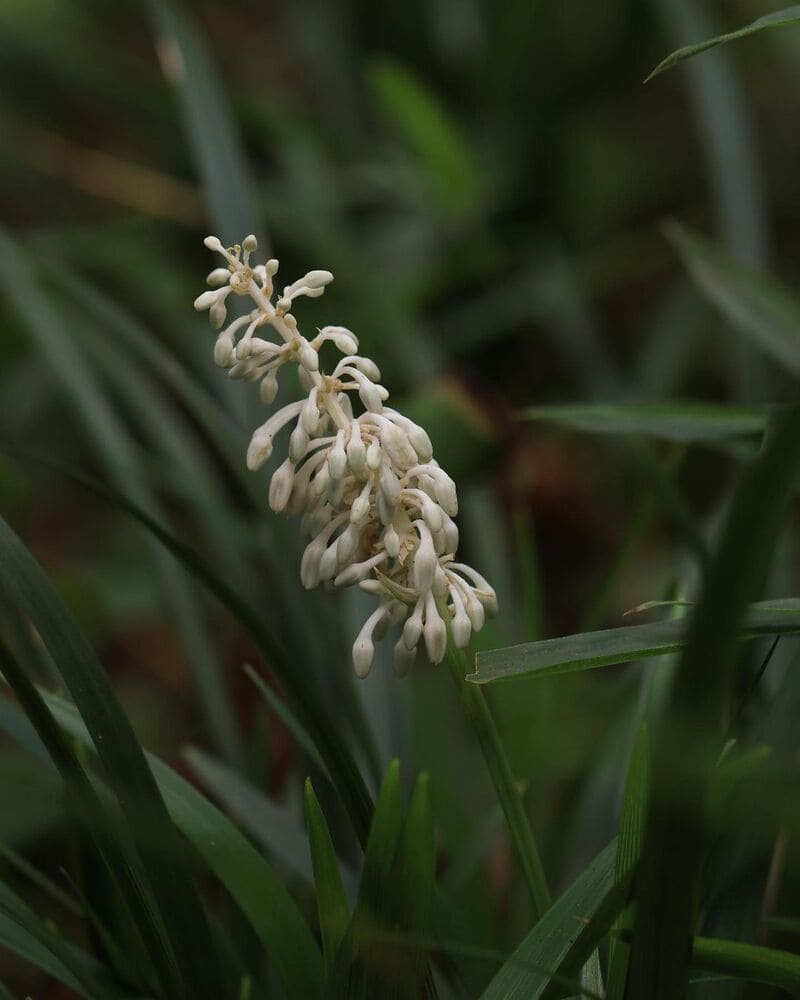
[195,234,497,677]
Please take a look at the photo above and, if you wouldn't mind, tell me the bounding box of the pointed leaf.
[627,404,800,997]
[606,724,650,1000]
[647,6,800,81]
[667,222,800,377]
[304,779,350,976]
[479,841,624,1000]
[520,402,768,443]
[472,599,800,683]
[691,936,800,992]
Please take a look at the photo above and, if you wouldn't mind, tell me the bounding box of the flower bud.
[289,424,309,462]
[260,371,279,404]
[194,290,219,311]
[423,597,446,664]
[298,342,319,372]
[213,332,234,367]
[207,268,230,287]
[366,439,382,470]
[269,459,295,512]
[393,638,416,677]
[328,431,347,480]
[347,420,366,473]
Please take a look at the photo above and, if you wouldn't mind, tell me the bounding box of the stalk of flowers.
[194,234,497,678]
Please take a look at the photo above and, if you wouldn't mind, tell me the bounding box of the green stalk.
[440,613,551,919]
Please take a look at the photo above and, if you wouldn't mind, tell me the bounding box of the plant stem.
[443,634,551,920]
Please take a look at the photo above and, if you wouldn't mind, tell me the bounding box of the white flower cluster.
[195,235,497,677]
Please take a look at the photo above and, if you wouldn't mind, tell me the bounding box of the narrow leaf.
[184,746,314,885]
[520,402,767,443]
[479,841,623,1000]
[304,779,350,976]
[626,404,800,997]
[691,936,800,992]
[41,691,326,1000]
[472,600,800,684]
[0,878,118,998]
[667,222,800,377]
[145,0,261,245]
[606,724,649,1000]
[647,5,800,81]
[0,513,227,999]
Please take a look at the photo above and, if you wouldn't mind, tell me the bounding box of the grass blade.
[4,452,375,843]
[368,57,483,218]
[0,226,243,768]
[472,600,800,683]
[646,5,800,81]
[0,515,227,999]
[445,637,550,918]
[667,222,800,377]
[626,403,800,998]
[185,745,315,886]
[144,0,261,245]
[35,690,326,999]
[520,402,768,443]
[692,937,800,992]
[304,778,351,977]
[479,841,623,1000]
[606,724,649,1000]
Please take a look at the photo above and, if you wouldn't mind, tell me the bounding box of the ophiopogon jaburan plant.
[4,4,800,998]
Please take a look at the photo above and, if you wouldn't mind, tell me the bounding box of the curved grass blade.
[368,57,483,218]
[144,0,262,246]
[0,877,123,999]
[0,633,176,996]
[0,225,243,768]
[667,222,800,377]
[479,841,624,1000]
[0,910,88,998]
[471,600,800,684]
[647,5,800,81]
[243,663,331,782]
[0,684,326,1000]
[626,403,800,998]
[446,638,551,917]
[304,779,350,977]
[42,260,254,498]
[13,457,374,844]
[520,402,768,443]
[0,517,227,999]
[185,745,316,886]
[690,936,800,992]
[0,840,82,917]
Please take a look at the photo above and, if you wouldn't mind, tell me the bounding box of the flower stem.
[443,635,551,920]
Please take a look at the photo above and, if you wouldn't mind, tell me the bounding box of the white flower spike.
[195,234,497,676]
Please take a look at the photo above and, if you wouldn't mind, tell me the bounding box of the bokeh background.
[1,0,800,995]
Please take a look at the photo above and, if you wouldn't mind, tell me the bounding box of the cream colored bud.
[394,638,416,677]
[260,371,279,404]
[206,268,230,287]
[269,459,295,512]
[366,439,382,470]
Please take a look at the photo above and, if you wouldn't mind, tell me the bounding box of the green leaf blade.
[520,402,768,443]
[472,600,800,683]
[304,779,351,977]
[667,222,800,377]
[647,5,800,81]
[479,841,623,1000]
